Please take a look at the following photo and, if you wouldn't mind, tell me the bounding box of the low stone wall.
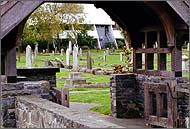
[16,95,123,128]
[110,73,140,118]
[17,67,60,87]
[1,81,50,128]
[110,73,189,127]
[65,82,109,88]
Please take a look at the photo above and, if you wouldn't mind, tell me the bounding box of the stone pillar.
[87,51,92,69]
[5,47,17,83]
[110,73,140,118]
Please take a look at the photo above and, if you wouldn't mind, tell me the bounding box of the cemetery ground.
[16,48,189,115]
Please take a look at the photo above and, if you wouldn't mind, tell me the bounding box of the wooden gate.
[144,80,177,128]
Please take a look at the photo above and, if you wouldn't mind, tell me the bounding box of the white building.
[59,4,126,49]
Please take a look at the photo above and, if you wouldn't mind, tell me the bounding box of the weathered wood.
[0,1,18,16]
[133,49,142,70]
[1,1,43,39]
[171,46,182,77]
[144,81,177,128]
[134,69,175,77]
[135,48,171,53]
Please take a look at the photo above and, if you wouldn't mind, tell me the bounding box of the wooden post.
[145,32,154,70]
[157,31,167,71]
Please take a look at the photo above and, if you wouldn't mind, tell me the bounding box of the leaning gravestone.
[73,44,78,70]
[87,51,92,69]
[55,57,64,68]
[26,45,32,68]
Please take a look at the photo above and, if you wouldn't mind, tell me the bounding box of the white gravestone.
[34,43,38,60]
[187,43,189,51]
[182,55,189,72]
[142,45,145,64]
[69,41,72,53]
[61,48,64,56]
[52,51,55,56]
[120,52,123,62]
[103,51,106,62]
[26,45,32,68]
[79,48,82,56]
[73,45,78,70]
[66,48,70,66]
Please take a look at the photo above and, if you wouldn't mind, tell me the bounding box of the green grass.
[70,90,111,115]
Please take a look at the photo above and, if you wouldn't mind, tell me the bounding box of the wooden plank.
[134,69,174,77]
[171,47,182,77]
[1,1,18,16]
[136,48,171,53]
[133,49,142,71]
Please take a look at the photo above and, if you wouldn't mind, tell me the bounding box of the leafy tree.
[22,3,85,51]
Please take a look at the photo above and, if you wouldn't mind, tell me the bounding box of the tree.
[22,3,85,51]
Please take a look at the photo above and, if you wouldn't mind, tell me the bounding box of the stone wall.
[17,67,60,87]
[110,73,140,118]
[1,81,50,128]
[110,73,189,127]
[15,95,123,128]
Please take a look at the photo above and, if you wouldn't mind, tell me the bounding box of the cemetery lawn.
[70,90,111,115]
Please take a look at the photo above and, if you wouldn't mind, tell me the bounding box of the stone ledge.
[16,95,124,128]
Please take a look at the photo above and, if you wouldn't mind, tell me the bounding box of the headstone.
[31,52,34,65]
[111,47,115,53]
[73,44,78,70]
[26,45,32,68]
[55,57,64,68]
[79,48,82,56]
[187,43,189,51]
[34,43,38,59]
[106,48,109,55]
[66,48,70,67]
[52,51,55,56]
[42,49,45,55]
[142,45,145,64]
[87,51,92,69]
[69,41,72,53]
[61,48,64,56]
[45,60,54,67]
[120,52,123,62]
[103,51,106,62]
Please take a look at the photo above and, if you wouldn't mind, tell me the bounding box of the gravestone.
[65,72,87,88]
[55,57,64,68]
[42,49,45,55]
[103,51,107,62]
[69,41,72,53]
[187,43,189,51]
[31,52,34,65]
[120,52,123,62]
[73,44,78,70]
[79,48,82,56]
[34,43,38,60]
[106,48,109,55]
[61,49,64,56]
[45,60,54,67]
[66,48,71,68]
[142,45,145,64]
[52,51,55,56]
[87,51,92,69]
[26,45,32,68]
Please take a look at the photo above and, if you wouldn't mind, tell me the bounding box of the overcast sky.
[82,4,115,25]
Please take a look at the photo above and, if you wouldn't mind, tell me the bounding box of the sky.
[82,4,115,25]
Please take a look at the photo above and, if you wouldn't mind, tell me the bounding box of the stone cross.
[87,51,92,69]
[73,45,78,70]
[103,51,107,62]
[66,48,70,66]
[26,45,32,68]
[61,48,64,56]
[120,52,123,62]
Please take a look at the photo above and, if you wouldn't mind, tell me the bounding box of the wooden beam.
[134,69,175,77]
[136,48,171,53]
